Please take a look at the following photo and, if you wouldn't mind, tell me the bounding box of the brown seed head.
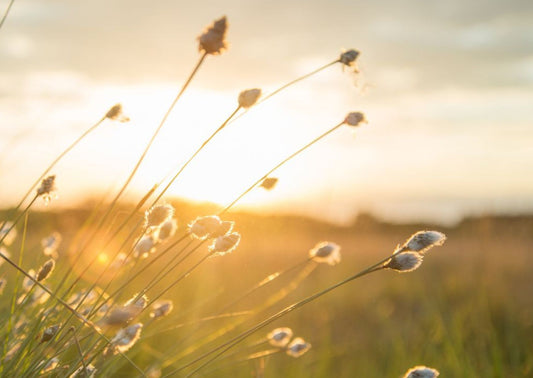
[37,259,55,281]
[198,16,228,55]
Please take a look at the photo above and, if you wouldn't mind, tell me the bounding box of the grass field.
[1,203,531,377]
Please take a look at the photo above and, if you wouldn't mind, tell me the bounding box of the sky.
[0,0,532,225]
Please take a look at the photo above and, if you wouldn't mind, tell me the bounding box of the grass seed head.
[286,337,311,358]
[37,259,55,281]
[189,215,222,239]
[384,252,423,273]
[267,327,293,347]
[157,218,178,241]
[133,234,156,259]
[105,103,130,122]
[150,300,174,319]
[107,323,143,355]
[198,16,228,55]
[210,220,234,238]
[36,175,57,202]
[339,49,360,68]
[309,241,341,266]
[403,366,440,378]
[145,204,174,228]
[40,323,60,343]
[238,88,262,108]
[399,231,447,254]
[344,111,367,127]
[260,177,278,190]
[101,306,137,327]
[209,232,241,256]
[125,293,148,310]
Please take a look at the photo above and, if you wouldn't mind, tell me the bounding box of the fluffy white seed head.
[101,306,137,327]
[309,242,341,266]
[344,111,367,127]
[286,337,311,358]
[145,204,174,229]
[399,231,447,254]
[267,327,293,347]
[150,300,174,319]
[209,232,241,256]
[133,235,156,259]
[403,366,440,378]
[210,220,234,238]
[157,218,178,241]
[384,252,423,273]
[41,232,62,258]
[0,222,16,246]
[105,103,130,122]
[238,88,262,108]
[198,16,228,55]
[107,323,143,354]
[125,293,148,311]
[37,259,55,282]
[188,215,222,239]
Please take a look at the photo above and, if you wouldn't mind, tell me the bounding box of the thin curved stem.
[220,121,344,214]
[151,105,241,207]
[0,117,105,234]
[0,0,15,30]
[230,59,339,124]
[0,195,37,245]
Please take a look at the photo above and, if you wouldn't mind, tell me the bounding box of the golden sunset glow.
[1,4,531,377]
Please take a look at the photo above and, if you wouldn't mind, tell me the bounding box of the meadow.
[1,201,531,376]
[1,12,531,378]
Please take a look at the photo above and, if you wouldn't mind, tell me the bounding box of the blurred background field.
[1,202,531,377]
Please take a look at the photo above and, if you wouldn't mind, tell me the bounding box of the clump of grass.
[0,13,451,378]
